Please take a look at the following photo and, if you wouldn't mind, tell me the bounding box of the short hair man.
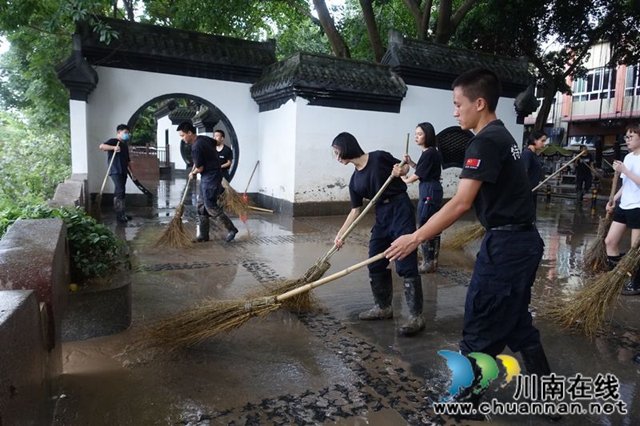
[99,124,136,223]
[386,69,557,419]
[177,122,238,242]
[213,129,233,181]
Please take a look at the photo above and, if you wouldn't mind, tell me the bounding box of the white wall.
[85,67,259,195]
[156,116,188,170]
[74,67,524,205]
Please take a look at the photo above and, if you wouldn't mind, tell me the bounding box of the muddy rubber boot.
[398,276,425,336]
[622,266,640,295]
[423,236,440,273]
[114,198,128,223]
[359,270,393,320]
[418,243,430,274]
[193,215,210,243]
[217,213,238,242]
[520,344,562,421]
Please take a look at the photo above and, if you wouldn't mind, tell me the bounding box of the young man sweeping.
[385,68,558,419]
[177,122,238,243]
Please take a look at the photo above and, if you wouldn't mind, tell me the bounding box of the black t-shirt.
[192,135,221,177]
[217,144,233,167]
[459,120,535,228]
[103,138,130,176]
[521,148,542,189]
[348,151,407,208]
[575,152,593,176]
[414,147,442,182]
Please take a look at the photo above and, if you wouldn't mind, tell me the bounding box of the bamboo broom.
[156,175,194,249]
[138,253,386,349]
[583,171,620,272]
[442,150,588,250]
[91,140,120,222]
[267,134,411,309]
[549,237,640,337]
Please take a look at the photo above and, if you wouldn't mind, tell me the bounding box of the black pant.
[110,173,127,201]
[576,173,592,193]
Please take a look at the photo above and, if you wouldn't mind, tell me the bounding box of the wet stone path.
[53,182,640,426]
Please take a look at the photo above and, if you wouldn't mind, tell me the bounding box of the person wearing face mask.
[99,124,137,223]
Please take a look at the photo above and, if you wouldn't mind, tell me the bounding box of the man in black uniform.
[214,129,233,181]
[575,144,593,201]
[177,122,238,243]
[386,69,557,418]
[99,124,137,223]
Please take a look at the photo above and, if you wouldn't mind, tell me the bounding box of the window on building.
[572,67,617,101]
[625,65,640,97]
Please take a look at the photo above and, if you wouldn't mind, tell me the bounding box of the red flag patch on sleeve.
[464,158,481,169]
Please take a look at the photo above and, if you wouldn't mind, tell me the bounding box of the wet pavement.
[53,175,640,426]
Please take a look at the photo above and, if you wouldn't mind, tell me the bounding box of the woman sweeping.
[604,123,640,295]
[332,132,425,337]
[402,122,443,273]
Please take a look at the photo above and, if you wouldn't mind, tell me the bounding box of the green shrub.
[0,205,124,282]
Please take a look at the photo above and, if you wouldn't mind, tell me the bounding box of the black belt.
[380,193,408,204]
[488,223,535,232]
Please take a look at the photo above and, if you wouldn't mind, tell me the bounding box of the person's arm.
[385,178,482,260]
[334,207,361,249]
[99,141,120,152]
[402,174,420,184]
[613,160,640,187]
[403,154,417,169]
[221,159,232,170]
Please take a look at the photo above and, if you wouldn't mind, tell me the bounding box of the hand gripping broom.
[91,140,120,222]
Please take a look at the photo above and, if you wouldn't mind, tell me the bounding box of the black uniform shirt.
[459,120,535,229]
[521,148,542,190]
[192,135,222,177]
[575,152,593,176]
[414,147,442,182]
[103,138,130,176]
[217,144,233,166]
[348,151,407,208]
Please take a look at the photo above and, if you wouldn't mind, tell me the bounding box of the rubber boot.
[114,198,128,223]
[606,254,623,271]
[359,270,393,320]
[450,356,487,421]
[520,344,562,421]
[193,215,210,242]
[418,243,430,274]
[216,213,238,242]
[622,266,640,296]
[421,236,440,273]
[398,276,425,336]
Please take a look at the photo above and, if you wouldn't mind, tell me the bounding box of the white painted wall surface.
[69,100,89,174]
[156,116,188,170]
[85,67,259,195]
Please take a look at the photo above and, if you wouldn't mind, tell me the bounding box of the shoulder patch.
[464,158,481,169]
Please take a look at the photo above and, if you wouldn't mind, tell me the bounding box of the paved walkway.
[53,176,640,425]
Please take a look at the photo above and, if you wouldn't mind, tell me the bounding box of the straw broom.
[268,135,411,310]
[583,171,620,272]
[156,175,194,249]
[442,150,587,250]
[219,178,251,216]
[91,140,120,222]
[242,160,260,203]
[549,238,640,337]
[138,253,386,349]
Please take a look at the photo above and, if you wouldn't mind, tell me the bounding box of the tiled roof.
[251,52,407,112]
[77,17,276,84]
[382,31,533,97]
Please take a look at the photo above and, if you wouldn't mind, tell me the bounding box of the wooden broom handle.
[244,161,260,194]
[179,168,195,205]
[322,135,410,261]
[98,140,121,195]
[531,150,586,192]
[605,171,621,219]
[276,253,386,301]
